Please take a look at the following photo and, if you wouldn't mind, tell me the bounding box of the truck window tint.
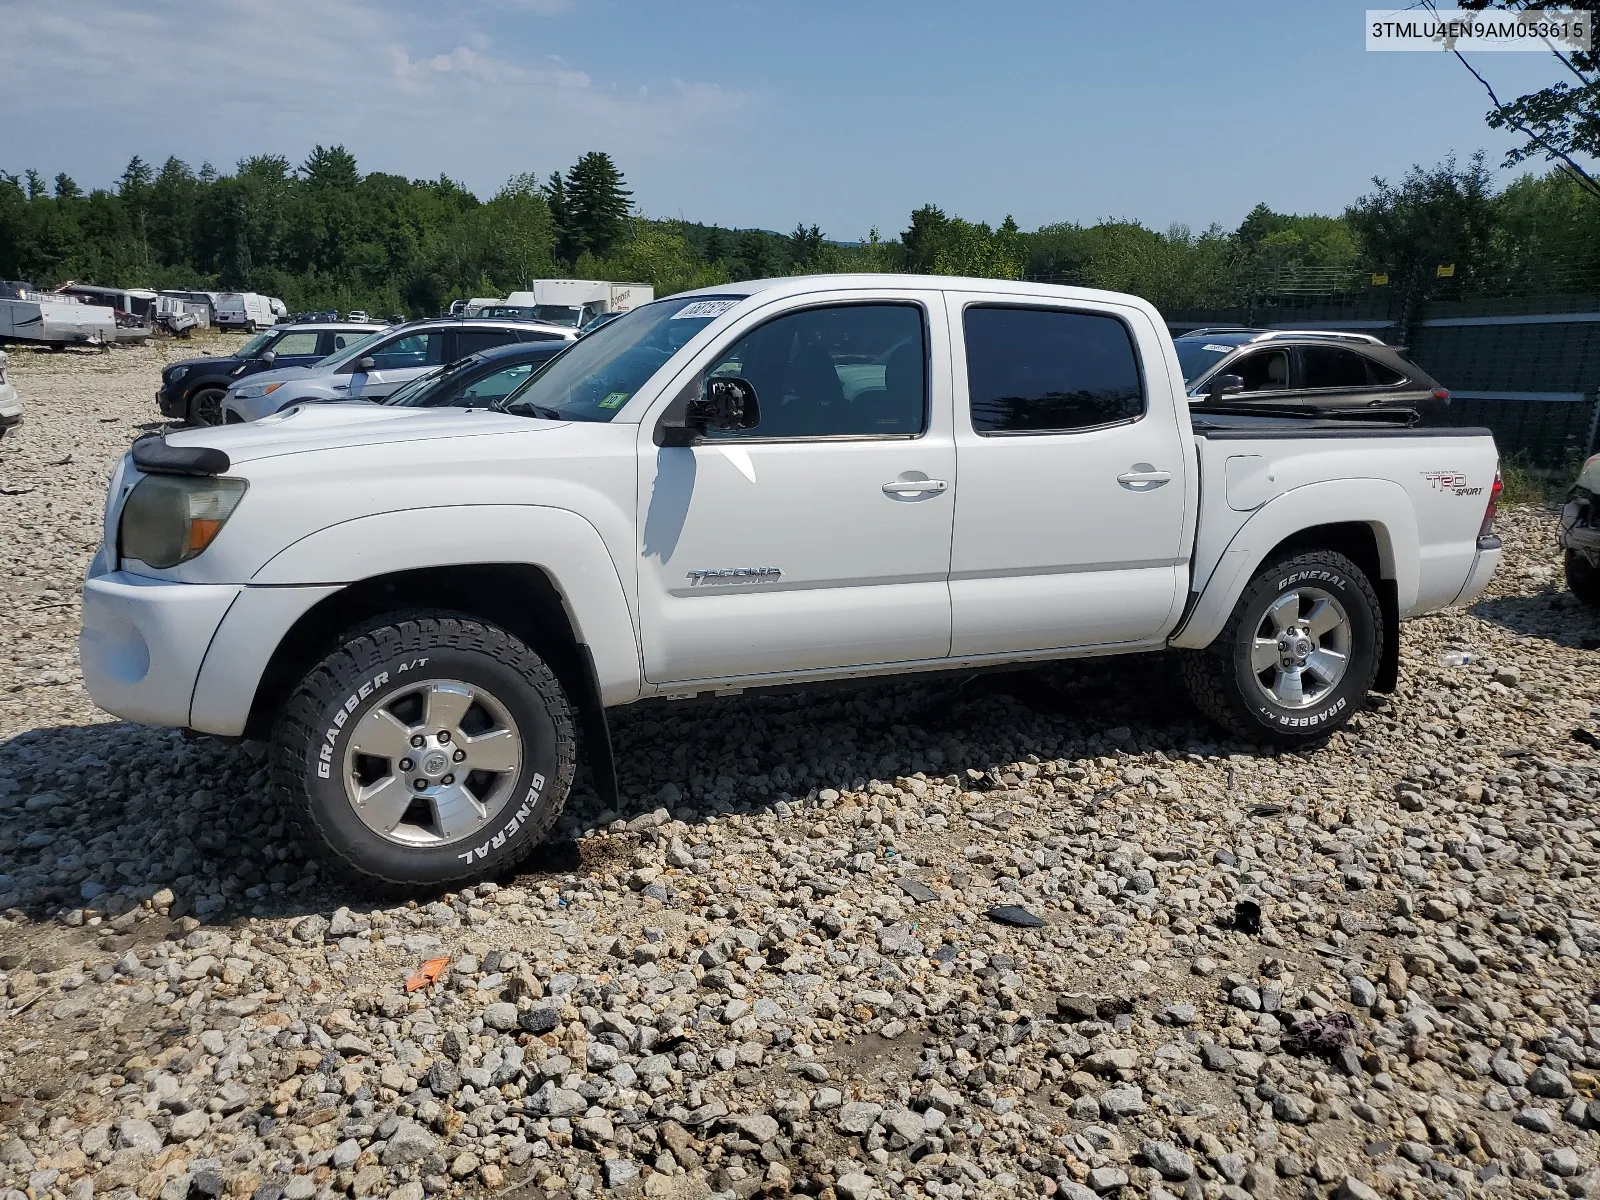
[369,332,444,370]
[1301,347,1369,389]
[1231,349,1290,393]
[456,330,517,357]
[706,304,925,439]
[964,307,1143,433]
[270,331,320,356]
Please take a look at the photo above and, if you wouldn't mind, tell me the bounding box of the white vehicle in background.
[471,280,654,329]
[0,351,19,437]
[347,310,370,323]
[0,290,116,347]
[215,293,275,332]
[81,275,1503,890]
[268,297,288,323]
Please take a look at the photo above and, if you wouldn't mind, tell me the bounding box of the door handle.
[1117,467,1172,490]
[882,479,948,495]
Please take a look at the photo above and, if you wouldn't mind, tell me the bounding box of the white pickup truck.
[81,276,1503,889]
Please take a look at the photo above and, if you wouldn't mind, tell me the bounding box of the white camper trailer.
[0,291,116,347]
[56,284,157,343]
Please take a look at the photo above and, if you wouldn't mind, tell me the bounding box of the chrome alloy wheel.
[1249,587,1351,709]
[342,679,523,847]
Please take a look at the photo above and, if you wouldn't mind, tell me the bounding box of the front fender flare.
[250,504,641,704]
[1170,479,1416,650]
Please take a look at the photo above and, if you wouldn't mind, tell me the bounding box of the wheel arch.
[1171,479,1415,657]
[238,562,621,806]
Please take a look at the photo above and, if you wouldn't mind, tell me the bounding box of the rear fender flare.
[1170,479,1416,650]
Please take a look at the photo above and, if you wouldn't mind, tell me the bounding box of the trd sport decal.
[1422,470,1484,497]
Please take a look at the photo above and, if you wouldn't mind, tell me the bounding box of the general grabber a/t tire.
[271,613,576,890]
[1180,550,1383,746]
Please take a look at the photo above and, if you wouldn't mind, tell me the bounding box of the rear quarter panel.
[1174,429,1498,648]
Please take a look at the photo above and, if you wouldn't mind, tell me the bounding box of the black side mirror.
[356,356,376,372]
[692,377,760,431]
[661,377,761,445]
[259,350,276,366]
[1206,373,1245,402]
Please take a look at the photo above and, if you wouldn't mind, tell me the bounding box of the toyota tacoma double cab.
[81,276,1503,889]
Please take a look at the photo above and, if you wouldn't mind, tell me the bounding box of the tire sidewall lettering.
[317,668,392,779]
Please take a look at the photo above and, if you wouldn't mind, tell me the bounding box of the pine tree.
[702,226,727,265]
[543,173,578,264]
[562,152,632,259]
[53,173,81,199]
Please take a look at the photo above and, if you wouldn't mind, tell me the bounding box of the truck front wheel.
[271,613,576,889]
[1181,550,1382,745]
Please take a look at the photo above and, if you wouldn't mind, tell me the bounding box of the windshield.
[495,294,743,421]
[317,327,393,370]
[238,331,276,358]
[1174,335,1251,385]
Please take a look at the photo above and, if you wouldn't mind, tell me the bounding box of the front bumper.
[1451,535,1502,607]
[1558,498,1600,558]
[155,383,187,418]
[79,562,241,728]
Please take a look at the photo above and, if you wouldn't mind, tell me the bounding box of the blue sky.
[0,0,1586,239]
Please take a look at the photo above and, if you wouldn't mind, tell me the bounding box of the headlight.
[119,475,248,568]
[233,382,283,400]
[168,365,189,382]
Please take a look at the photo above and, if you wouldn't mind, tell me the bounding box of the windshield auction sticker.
[672,299,740,320]
[1367,8,1590,50]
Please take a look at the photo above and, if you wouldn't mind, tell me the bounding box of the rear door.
[1293,345,1375,411]
[636,292,956,683]
[947,297,1189,656]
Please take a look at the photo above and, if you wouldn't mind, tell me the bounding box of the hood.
[165,354,241,374]
[164,401,566,465]
[230,364,323,390]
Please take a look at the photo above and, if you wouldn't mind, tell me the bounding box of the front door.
[346,329,448,399]
[947,298,1191,656]
[637,295,955,684]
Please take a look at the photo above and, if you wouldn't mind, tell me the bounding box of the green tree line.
[2,146,1597,316]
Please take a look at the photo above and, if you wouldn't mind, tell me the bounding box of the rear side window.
[456,329,518,357]
[1365,357,1407,386]
[963,306,1143,434]
[1300,346,1369,390]
[518,330,566,343]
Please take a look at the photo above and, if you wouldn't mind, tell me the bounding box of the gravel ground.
[1,340,1598,1200]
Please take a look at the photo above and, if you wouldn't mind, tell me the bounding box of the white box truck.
[473,280,654,329]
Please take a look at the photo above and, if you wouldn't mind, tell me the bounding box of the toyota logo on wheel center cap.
[421,751,449,776]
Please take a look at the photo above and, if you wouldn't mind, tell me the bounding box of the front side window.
[1231,349,1290,393]
[457,362,539,405]
[269,331,321,356]
[964,306,1143,434]
[365,331,445,371]
[704,303,926,439]
[1300,346,1368,390]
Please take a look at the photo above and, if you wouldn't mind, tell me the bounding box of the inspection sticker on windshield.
[672,299,739,320]
[598,391,630,409]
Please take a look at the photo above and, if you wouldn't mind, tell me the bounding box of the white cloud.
[0,0,750,196]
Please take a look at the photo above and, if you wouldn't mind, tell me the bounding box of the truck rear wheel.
[1181,550,1382,745]
[271,613,576,890]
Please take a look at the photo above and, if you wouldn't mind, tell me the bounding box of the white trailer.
[0,293,116,346]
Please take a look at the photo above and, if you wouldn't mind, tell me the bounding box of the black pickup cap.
[131,434,231,477]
